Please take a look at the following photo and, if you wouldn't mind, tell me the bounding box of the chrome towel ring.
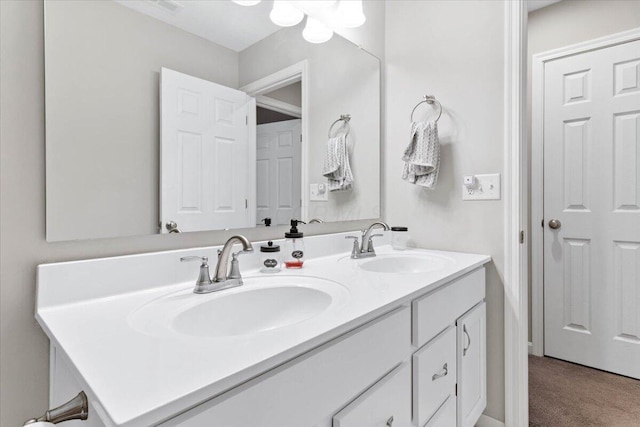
[328,114,351,139]
[410,95,442,123]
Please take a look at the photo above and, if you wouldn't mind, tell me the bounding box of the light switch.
[462,173,501,200]
[310,183,328,201]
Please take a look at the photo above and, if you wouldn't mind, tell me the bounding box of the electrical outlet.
[462,173,501,200]
[310,183,328,201]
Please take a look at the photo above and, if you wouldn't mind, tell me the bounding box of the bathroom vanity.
[36,232,490,427]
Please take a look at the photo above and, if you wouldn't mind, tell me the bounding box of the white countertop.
[36,232,490,426]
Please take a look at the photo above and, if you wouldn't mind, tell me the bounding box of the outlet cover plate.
[462,173,501,200]
[310,183,328,201]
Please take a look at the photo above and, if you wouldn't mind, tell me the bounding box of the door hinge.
[455,384,458,396]
[520,230,525,244]
[541,219,544,228]
[246,116,248,125]
[300,134,302,142]
[245,199,248,209]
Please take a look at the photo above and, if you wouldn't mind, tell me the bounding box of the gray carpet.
[529,355,640,426]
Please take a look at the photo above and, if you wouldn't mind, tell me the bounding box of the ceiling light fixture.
[270,0,305,27]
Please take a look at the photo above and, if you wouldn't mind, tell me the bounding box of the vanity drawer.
[424,394,456,427]
[412,268,485,348]
[333,363,411,427]
[412,326,457,427]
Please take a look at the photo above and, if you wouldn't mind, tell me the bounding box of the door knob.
[548,219,561,230]
[166,221,181,233]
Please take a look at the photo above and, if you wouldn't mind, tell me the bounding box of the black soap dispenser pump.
[284,219,306,268]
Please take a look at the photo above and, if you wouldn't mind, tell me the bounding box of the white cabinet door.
[456,302,486,427]
[425,395,456,427]
[333,363,411,427]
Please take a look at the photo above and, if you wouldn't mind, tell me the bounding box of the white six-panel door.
[160,68,255,233]
[256,119,301,226]
[543,40,640,378]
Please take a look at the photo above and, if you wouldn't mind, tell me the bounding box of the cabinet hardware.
[463,324,471,356]
[432,363,448,381]
[386,416,394,426]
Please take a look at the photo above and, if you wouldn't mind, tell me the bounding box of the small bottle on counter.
[391,226,409,250]
[260,241,282,273]
[284,219,306,268]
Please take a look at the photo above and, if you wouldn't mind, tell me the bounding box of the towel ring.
[328,114,351,139]
[410,95,442,123]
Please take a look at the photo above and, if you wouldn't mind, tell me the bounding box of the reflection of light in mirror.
[232,0,262,6]
[270,0,305,27]
[334,0,365,28]
[303,17,333,44]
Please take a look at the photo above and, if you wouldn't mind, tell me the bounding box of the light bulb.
[334,0,365,28]
[302,17,333,44]
[232,0,262,5]
[297,0,337,9]
[270,1,304,27]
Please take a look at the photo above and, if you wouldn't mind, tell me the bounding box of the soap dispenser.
[284,219,306,268]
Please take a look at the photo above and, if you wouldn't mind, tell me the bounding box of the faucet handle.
[367,234,384,253]
[180,255,209,265]
[180,256,212,291]
[346,235,360,258]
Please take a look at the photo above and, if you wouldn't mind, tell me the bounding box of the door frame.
[530,27,640,358]
[240,61,309,221]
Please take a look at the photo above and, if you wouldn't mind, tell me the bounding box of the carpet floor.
[529,355,640,426]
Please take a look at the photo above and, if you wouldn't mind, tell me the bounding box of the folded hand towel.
[401,121,440,189]
[323,134,353,192]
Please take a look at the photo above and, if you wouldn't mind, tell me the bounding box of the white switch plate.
[462,173,501,200]
[310,183,328,201]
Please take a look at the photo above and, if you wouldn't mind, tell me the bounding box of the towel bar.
[410,95,442,122]
[328,114,351,138]
[23,392,88,425]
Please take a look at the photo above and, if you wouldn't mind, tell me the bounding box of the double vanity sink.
[36,231,490,427]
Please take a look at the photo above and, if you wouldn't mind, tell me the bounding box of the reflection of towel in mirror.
[323,134,353,192]
[401,121,440,189]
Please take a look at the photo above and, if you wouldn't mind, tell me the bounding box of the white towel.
[323,134,353,192]
[401,121,440,189]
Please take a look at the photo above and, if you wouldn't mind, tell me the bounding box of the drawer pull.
[431,363,448,381]
[463,324,471,356]
[386,416,394,426]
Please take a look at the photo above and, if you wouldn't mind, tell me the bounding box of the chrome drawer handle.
[463,325,471,356]
[386,416,394,426]
[432,363,448,381]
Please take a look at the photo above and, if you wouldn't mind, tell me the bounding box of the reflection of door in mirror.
[256,82,303,227]
[160,68,256,234]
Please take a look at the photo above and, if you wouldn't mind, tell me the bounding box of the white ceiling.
[114,0,281,52]
[527,0,563,13]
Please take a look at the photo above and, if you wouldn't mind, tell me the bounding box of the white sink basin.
[128,276,349,338]
[343,252,454,274]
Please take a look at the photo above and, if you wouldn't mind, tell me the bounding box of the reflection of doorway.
[256,83,302,226]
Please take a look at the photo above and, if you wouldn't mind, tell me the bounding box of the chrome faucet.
[181,235,254,294]
[346,221,391,259]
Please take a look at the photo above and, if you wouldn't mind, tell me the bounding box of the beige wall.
[45,0,239,241]
[527,0,640,340]
[385,0,506,421]
[0,1,384,426]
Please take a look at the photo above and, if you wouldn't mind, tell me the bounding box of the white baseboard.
[528,341,533,355]
[476,414,506,427]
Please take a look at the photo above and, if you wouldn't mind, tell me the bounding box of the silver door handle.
[463,325,471,356]
[432,363,448,381]
[548,219,561,230]
[386,416,394,426]
[166,221,181,233]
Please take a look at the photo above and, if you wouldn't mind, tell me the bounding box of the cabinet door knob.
[432,363,448,381]
[463,324,471,356]
[386,416,394,426]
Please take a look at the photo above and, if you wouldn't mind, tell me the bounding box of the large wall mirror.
[45,0,381,241]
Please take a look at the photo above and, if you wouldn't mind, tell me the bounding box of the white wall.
[385,0,506,421]
[527,0,640,340]
[0,1,384,426]
[45,0,239,241]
